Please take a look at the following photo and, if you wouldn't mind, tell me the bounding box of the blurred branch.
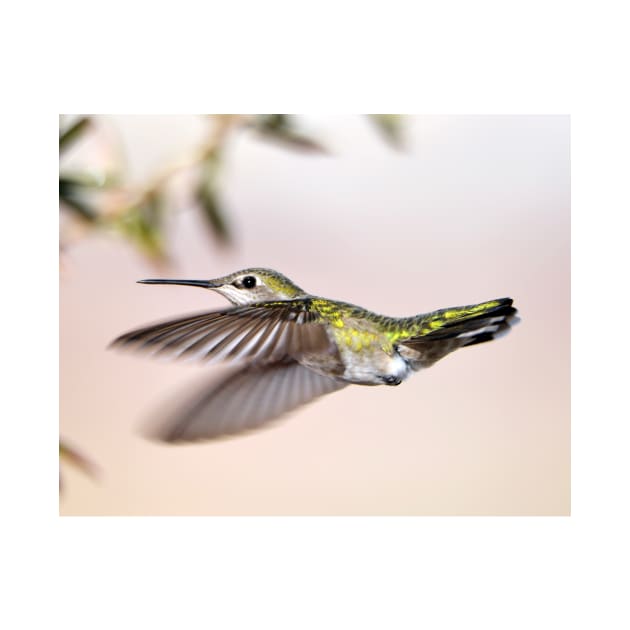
[59,114,405,263]
[124,115,239,250]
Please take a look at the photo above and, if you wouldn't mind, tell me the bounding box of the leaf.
[59,177,98,222]
[59,440,98,494]
[59,170,119,189]
[254,114,327,153]
[368,114,404,149]
[196,151,231,243]
[59,116,91,153]
[197,181,230,243]
[116,192,167,260]
[256,114,289,132]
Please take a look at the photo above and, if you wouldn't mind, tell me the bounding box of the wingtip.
[106,336,122,350]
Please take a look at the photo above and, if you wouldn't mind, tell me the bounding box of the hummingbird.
[111,268,518,442]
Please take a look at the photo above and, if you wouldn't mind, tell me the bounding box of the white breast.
[341,350,412,385]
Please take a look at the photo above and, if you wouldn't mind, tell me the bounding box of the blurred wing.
[111,301,332,364]
[148,359,348,442]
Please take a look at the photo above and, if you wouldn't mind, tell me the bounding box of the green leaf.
[59,116,91,153]
[254,114,327,153]
[59,440,98,493]
[59,170,119,189]
[116,192,167,260]
[59,177,98,222]
[197,183,230,243]
[256,114,292,133]
[368,114,404,149]
[196,152,230,243]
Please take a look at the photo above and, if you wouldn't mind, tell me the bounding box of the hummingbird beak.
[137,279,221,289]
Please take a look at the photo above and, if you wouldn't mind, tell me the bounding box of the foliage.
[59,114,403,261]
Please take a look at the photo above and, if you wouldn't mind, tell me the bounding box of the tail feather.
[397,298,518,368]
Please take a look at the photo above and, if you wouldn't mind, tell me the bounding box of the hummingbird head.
[138,268,306,305]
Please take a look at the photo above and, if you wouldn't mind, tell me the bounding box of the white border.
[3,1,630,628]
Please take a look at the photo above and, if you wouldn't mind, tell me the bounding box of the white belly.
[341,350,412,385]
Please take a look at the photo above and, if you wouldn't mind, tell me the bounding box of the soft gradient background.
[60,115,570,515]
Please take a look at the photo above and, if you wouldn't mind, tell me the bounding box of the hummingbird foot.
[382,375,402,386]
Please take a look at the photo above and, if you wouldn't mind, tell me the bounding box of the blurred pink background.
[60,115,570,515]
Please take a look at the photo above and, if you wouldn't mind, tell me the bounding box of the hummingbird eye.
[241,276,257,289]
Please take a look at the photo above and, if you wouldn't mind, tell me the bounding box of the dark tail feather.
[458,314,518,346]
[460,331,495,347]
